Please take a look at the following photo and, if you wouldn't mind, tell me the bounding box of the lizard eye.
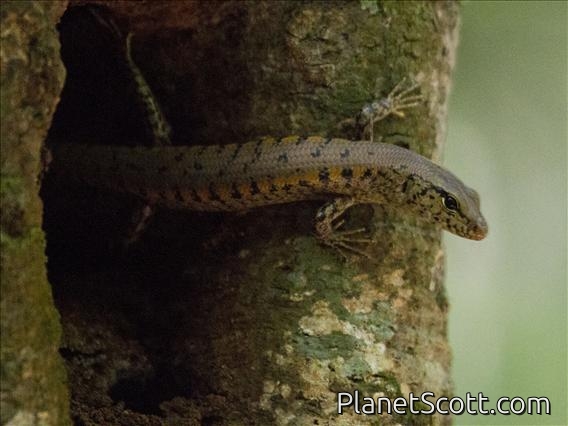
[442,194,459,213]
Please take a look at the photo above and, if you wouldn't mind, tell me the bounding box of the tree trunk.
[0,1,70,425]
[42,1,459,424]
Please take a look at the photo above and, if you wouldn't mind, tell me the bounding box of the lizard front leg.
[315,197,374,259]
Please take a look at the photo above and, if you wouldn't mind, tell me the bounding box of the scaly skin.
[50,136,488,247]
[86,6,172,147]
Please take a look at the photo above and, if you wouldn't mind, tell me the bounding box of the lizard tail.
[84,5,128,55]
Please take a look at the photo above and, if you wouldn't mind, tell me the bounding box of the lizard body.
[49,7,487,256]
[50,136,488,243]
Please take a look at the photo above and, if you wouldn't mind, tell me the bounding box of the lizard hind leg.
[315,197,374,259]
[122,203,156,248]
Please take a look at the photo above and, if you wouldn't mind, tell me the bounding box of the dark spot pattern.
[318,168,330,183]
[252,139,263,161]
[191,188,202,202]
[231,143,243,161]
[208,183,221,202]
[174,189,184,202]
[250,180,261,195]
[231,183,242,199]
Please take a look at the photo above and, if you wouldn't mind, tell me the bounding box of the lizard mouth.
[468,220,488,241]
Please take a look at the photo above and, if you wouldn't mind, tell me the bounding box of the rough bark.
[42,1,459,425]
[0,1,70,425]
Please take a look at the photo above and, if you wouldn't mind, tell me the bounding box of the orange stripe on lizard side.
[196,187,210,202]
[305,136,325,144]
[237,183,252,199]
[213,183,232,201]
[280,135,301,144]
[329,166,344,182]
[256,179,272,194]
[299,169,321,185]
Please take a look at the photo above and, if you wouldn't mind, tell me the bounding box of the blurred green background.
[445,1,567,425]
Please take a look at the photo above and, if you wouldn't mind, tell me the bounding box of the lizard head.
[402,166,488,240]
[434,184,488,240]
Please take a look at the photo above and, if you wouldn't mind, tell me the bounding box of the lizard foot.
[318,227,374,260]
[315,198,374,260]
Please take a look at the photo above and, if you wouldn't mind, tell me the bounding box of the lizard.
[46,9,488,258]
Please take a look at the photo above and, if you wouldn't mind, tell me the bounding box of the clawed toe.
[318,228,374,259]
[324,238,373,259]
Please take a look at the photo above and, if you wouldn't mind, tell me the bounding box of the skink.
[47,7,488,256]
[49,135,488,254]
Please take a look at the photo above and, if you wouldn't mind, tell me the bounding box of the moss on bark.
[1,1,70,425]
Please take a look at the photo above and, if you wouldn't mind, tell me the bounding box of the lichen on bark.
[42,1,460,424]
[1,1,70,425]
